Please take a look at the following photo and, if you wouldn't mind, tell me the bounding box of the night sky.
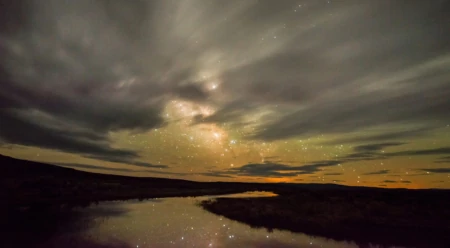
[1,0,449,188]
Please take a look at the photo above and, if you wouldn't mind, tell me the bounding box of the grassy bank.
[200,189,450,248]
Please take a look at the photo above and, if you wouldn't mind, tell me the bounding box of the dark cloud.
[363,170,390,175]
[209,1,449,141]
[418,168,450,174]
[87,155,169,169]
[340,142,405,162]
[333,143,450,166]
[227,160,342,177]
[435,160,450,164]
[354,143,406,153]
[0,0,173,164]
[247,49,450,139]
[58,163,142,173]
[1,0,449,183]
[200,171,234,178]
[323,172,343,176]
[231,143,448,180]
[435,156,450,163]
[129,161,169,169]
[195,101,260,126]
[57,162,182,176]
[0,0,30,35]
[323,128,432,145]
[0,108,170,167]
[388,147,450,156]
[0,110,139,161]
[330,143,450,168]
[172,84,209,102]
[381,180,412,184]
[382,180,397,183]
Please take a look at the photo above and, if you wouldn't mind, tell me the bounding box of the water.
[3,192,407,248]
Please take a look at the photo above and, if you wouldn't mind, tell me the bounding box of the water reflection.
[2,192,409,248]
[212,191,278,198]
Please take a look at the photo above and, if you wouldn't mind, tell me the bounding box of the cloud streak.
[418,168,450,174]
[226,160,342,177]
[363,170,390,175]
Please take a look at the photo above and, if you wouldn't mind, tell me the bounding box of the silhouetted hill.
[1,154,80,175]
[0,154,198,185]
[0,154,267,209]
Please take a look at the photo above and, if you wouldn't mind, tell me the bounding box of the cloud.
[418,168,450,174]
[247,53,450,141]
[382,180,397,183]
[58,163,142,173]
[0,109,141,161]
[340,142,405,162]
[227,160,342,177]
[144,1,450,144]
[381,180,412,184]
[323,172,343,176]
[363,169,390,175]
[228,143,449,179]
[353,142,406,153]
[172,84,209,102]
[327,144,450,169]
[435,156,450,163]
[200,171,234,178]
[1,0,449,175]
[388,147,450,156]
[195,101,261,126]
[323,128,432,145]
[86,155,169,169]
[0,0,175,164]
[57,163,180,176]
[129,161,169,169]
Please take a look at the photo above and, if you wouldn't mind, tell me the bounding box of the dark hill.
[0,154,264,208]
[0,154,196,185]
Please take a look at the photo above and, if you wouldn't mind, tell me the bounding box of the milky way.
[1,0,449,188]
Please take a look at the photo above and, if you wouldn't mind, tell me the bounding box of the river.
[4,192,407,248]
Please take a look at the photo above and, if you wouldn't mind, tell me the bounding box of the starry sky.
[1,0,449,188]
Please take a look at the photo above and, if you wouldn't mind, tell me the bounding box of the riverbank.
[200,189,450,248]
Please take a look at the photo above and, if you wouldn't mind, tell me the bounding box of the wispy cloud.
[323,172,343,176]
[418,168,450,174]
[58,163,143,173]
[226,160,342,177]
[363,169,390,175]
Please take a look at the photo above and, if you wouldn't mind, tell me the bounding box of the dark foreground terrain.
[1,154,450,247]
[0,154,267,210]
[201,188,450,247]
